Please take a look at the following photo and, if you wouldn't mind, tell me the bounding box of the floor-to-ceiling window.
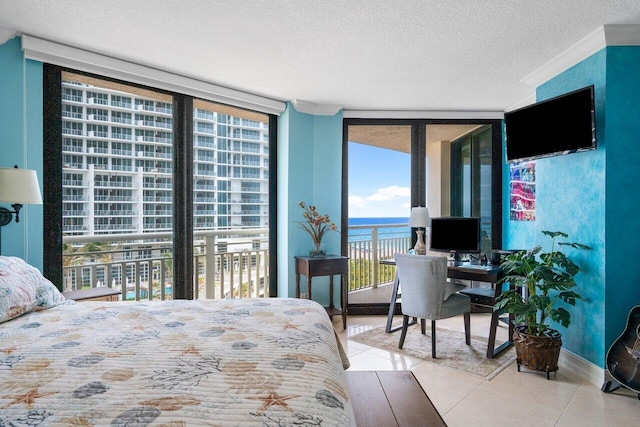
[192,100,270,299]
[345,123,412,307]
[343,118,502,315]
[43,66,276,299]
[450,125,494,258]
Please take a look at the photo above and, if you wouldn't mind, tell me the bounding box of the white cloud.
[349,195,367,208]
[366,185,410,202]
[349,185,411,217]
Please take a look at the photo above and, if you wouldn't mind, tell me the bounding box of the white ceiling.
[1,0,640,113]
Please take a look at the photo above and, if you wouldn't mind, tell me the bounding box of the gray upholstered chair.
[394,253,471,358]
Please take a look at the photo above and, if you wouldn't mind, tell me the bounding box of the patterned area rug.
[350,323,516,380]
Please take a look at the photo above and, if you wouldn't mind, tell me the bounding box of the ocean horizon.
[348,217,408,225]
[347,217,410,242]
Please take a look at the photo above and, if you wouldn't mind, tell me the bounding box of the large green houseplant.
[494,230,590,377]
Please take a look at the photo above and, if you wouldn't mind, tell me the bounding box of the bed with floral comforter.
[0,256,355,426]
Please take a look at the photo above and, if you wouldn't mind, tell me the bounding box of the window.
[44,67,277,300]
[87,108,108,121]
[63,104,83,119]
[450,126,495,258]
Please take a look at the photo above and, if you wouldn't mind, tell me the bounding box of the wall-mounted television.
[504,85,596,163]
[429,217,480,260]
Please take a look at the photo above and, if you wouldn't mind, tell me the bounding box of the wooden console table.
[295,255,348,329]
[382,258,513,359]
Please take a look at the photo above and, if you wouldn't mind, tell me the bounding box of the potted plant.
[494,230,590,378]
[296,201,339,257]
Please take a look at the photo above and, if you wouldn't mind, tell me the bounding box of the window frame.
[43,64,278,297]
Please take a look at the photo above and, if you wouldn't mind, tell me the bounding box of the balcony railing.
[347,223,410,292]
[63,229,269,301]
[62,223,410,301]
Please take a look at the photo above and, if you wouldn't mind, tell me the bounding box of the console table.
[381,258,513,359]
[295,255,348,329]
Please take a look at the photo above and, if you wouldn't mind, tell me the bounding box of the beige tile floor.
[333,313,640,427]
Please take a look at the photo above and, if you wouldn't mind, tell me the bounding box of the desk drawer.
[308,259,348,276]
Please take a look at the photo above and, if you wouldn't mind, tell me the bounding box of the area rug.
[350,323,516,380]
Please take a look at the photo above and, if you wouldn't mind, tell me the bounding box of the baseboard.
[559,347,604,387]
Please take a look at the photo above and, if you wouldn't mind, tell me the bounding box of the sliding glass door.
[343,119,502,315]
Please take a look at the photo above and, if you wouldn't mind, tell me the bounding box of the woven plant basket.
[513,325,562,379]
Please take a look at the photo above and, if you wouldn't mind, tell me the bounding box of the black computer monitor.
[429,217,480,260]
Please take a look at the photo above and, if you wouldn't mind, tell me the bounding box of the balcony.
[63,229,270,301]
[62,223,409,305]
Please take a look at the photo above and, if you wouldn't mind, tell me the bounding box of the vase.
[309,243,327,257]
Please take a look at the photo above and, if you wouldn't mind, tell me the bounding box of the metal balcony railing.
[63,229,269,301]
[347,223,410,292]
[61,223,411,301]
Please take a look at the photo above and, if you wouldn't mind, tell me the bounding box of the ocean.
[348,217,410,242]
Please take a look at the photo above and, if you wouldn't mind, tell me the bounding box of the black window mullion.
[471,133,481,217]
[172,95,194,299]
[268,114,278,297]
[43,64,63,289]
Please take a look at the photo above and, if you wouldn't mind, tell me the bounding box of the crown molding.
[0,27,17,45]
[604,23,640,45]
[343,109,504,119]
[505,93,537,113]
[291,99,342,116]
[522,24,640,88]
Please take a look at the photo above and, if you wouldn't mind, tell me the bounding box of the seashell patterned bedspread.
[0,297,356,426]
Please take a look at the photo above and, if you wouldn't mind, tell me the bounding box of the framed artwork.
[509,161,535,221]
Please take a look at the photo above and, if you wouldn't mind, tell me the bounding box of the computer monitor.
[429,217,480,260]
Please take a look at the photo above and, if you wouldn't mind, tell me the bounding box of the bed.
[0,256,356,426]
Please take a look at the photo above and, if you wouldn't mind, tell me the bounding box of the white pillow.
[444,282,467,300]
[0,256,65,323]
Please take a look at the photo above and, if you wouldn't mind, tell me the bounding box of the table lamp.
[408,206,429,255]
[0,165,43,254]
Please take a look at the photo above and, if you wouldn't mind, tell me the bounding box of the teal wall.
[534,50,606,366]
[603,46,640,352]
[0,37,43,268]
[504,46,640,367]
[277,102,343,306]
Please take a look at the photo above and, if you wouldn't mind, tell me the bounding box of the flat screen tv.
[504,85,596,163]
[429,217,480,259]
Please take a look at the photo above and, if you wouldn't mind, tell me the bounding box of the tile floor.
[334,313,640,426]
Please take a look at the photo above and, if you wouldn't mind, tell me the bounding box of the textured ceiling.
[1,0,640,113]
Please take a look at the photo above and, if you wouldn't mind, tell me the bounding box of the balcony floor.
[348,281,395,305]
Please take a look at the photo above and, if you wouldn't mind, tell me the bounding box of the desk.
[382,259,513,359]
[295,255,348,329]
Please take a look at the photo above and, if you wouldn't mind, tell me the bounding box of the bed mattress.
[0,297,355,426]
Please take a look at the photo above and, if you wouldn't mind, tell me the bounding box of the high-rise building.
[60,74,270,236]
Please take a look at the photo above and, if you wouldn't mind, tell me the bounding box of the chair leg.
[399,315,409,349]
[421,318,426,334]
[464,312,471,345]
[431,320,437,358]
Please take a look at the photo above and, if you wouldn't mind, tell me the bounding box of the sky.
[348,141,411,218]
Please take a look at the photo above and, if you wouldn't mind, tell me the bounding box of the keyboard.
[453,264,495,272]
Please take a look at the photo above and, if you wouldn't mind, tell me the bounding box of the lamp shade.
[408,206,429,228]
[0,168,43,204]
